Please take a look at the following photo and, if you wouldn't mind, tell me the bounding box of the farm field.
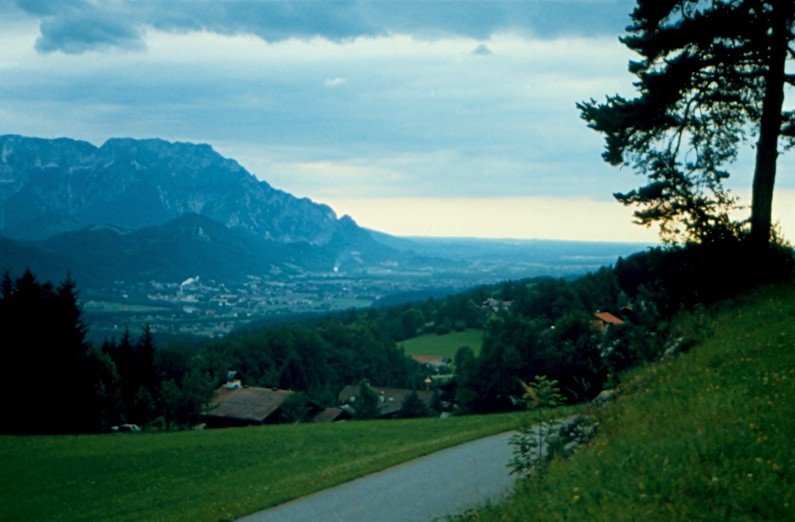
[400,328,484,359]
[0,411,536,521]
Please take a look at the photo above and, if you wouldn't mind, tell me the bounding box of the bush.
[509,376,564,477]
[279,392,311,423]
[434,321,452,335]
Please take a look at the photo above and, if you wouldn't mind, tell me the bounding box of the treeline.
[3,237,791,433]
[0,270,212,433]
[193,320,412,405]
[99,328,214,429]
[238,287,489,341]
[455,239,794,412]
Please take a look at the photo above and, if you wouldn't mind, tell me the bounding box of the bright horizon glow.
[321,190,795,243]
[321,196,659,243]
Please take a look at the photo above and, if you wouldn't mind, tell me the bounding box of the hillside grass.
[0,410,534,521]
[400,328,484,358]
[467,283,795,520]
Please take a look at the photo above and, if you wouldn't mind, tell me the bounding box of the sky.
[2,0,794,243]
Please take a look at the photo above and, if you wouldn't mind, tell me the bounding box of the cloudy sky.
[2,0,794,242]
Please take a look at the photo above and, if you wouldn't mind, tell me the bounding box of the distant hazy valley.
[0,134,647,340]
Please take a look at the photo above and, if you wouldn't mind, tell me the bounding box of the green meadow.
[400,328,484,358]
[466,283,795,520]
[0,411,531,521]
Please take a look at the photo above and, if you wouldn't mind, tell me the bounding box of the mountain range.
[0,133,652,305]
[0,134,404,285]
[0,134,357,244]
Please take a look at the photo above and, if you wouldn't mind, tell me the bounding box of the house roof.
[411,355,450,365]
[338,385,434,417]
[481,298,512,311]
[204,386,293,423]
[311,406,347,423]
[594,311,625,326]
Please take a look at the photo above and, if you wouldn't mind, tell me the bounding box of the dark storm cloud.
[14,0,144,53]
[12,0,632,54]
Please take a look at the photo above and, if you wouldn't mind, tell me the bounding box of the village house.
[338,385,435,418]
[310,406,349,423]
[411,354,452,373]
[201,371,327,427]
[480,298,513,313]
[592,310,625,333]
[202,382,296,428]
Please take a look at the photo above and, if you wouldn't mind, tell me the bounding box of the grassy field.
[400,328,484,358]
[466,283,795,520]
[0,411,533,521]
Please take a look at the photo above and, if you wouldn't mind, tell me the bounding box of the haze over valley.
[0,134,645,339]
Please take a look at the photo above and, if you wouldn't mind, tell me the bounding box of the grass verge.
[465,283,795,520]
[0,410,530,521]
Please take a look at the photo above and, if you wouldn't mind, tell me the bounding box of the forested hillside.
[6,235,789,434]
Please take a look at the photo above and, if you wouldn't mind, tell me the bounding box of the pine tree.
[352,380,381,419]
[579,0,795,245]
[112,328,137,422]
[0,271,98,433]
[136,324,158,401]
[399,390,429,418]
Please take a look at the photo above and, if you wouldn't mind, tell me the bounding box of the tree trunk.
[750,6,790,247]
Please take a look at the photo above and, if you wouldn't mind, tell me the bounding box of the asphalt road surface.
[238,431,518,522]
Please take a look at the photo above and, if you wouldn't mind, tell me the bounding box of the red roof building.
[593,311,625,333]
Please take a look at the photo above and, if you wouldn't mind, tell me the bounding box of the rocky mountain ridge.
[0,134,354,245]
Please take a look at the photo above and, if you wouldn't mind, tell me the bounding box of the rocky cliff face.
[0,134,348,244]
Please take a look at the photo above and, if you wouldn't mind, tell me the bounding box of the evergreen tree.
[159,369,214,428]
[88,350,122,431]
[0,271,98,433]
[1,270,12,300]
[137,324,158,395]
[113,329,137,421]
[579,0,795,245]
[102,325,162,425]
[352,380,381,419]
[279,392,311,423]
[399,390,429,418]
[53,276,97,431]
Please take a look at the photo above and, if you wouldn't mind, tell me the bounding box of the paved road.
[238,431,518,522]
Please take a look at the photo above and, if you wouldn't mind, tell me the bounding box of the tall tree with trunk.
[579,0,795,245]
